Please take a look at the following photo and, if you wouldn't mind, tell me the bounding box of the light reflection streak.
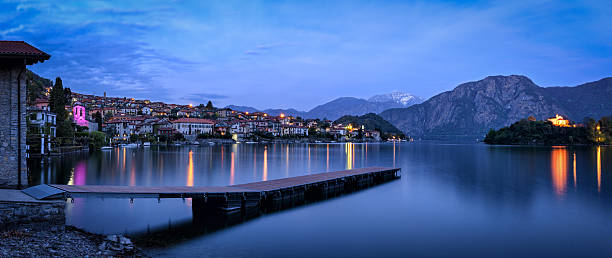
[345,143,353,170]
[308,145,311,173]
[326,144,329,171]
[597,146,601,193]
[551,147,568,197]
[573,153,576,188]
[121,147,126,182]
[253,148,257,177]
[286,145,289,176]
[393,141,396,168]
[130,164,136,186]
[263,146,268,181]
[187,150,194,186]
[230,152,235,185]
[73,162,87,185]
[67,168,75,185]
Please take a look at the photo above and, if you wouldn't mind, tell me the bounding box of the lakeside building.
[27,106,57,137]
[547,114,571,127]
[171,118,214,136]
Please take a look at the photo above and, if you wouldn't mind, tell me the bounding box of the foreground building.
[0,41,50,188]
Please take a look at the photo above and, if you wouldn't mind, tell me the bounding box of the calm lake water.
[29,142,612,257]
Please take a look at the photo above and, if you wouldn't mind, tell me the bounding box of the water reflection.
[263,146,268,181]
[230,151,235,185]
[326,144,329,171]
[392,141,396,167]
[597,146,601,193]
[26,143,612,252]
[573,153,577,188]
[345,143,353,170]
[551,147,568,197]
[187,150,194,186]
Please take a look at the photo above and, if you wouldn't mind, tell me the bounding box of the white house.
[171,118,214,135]
[27,107,57,137]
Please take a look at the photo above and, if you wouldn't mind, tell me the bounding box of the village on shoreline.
[27,77,406,155]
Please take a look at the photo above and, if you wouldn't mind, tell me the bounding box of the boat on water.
[143,142,151,147]
[101,146,113,150]
[173,142,182,146]
[126,143,138,148]
[208,142,215,145]
[246,141,257,144]
[192,141,200,145]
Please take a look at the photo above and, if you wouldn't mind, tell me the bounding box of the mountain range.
[379,75,612,139]
[226,92,423,120]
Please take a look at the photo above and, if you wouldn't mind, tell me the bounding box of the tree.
[89,131,107,150]
[49,77,65,115]
[205,100,214,109]
[94,111,103,131]
[49,77,73,142]
[63,87,72,105]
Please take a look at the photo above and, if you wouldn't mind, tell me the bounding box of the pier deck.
[231,167,396,191]
[23,167,400,211]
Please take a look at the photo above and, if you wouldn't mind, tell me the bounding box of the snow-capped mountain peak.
[368,91,423,107]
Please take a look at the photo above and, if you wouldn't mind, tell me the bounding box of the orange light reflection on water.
[551,147,568,197]
[263,147,268,181]
[393,141,396,168]
[597,146,601,193]
[230,152,235,185]
[345,143,353,170]
[187,150,194,186]
[286,145,289,176]
[573,153,577,188]
[326,144,329,172]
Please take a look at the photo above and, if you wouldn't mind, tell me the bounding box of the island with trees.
[484,115,611,145]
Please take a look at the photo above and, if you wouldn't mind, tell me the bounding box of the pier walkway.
[23,167,400,212]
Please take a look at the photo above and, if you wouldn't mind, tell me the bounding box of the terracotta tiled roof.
[0,41,50,63]
[171,118,215,124]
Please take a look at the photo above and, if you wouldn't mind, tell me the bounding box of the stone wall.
[0,201,65,230]
[0,64,27,188]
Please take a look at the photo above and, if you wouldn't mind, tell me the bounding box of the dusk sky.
[1,0,610,110]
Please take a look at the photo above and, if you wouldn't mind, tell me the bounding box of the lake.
[28,142,612,257]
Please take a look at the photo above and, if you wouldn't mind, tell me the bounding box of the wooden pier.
[23,167,400,213]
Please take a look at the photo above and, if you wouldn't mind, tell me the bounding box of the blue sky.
[1,0,610,110]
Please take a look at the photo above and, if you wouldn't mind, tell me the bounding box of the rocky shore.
[0,226,148,257]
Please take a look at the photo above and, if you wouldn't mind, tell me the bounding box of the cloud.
[183,93,229,100]
[255,43,286,50]
[244,50,261,55]
[0,25,24,36]
[243,43,287,56]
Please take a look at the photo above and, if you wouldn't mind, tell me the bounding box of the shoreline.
[0,225,148,257]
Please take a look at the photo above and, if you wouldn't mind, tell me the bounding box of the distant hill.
[263,108,308,118]
[26,69,53,105]
[334,113,403,135]
[305,97,401,120]
[225,105,259,113]
[379,75,612,139]
[225,105,309,118]
[226,91,423,120]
